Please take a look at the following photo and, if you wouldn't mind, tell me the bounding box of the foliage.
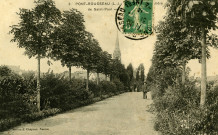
[81,34,102,72]
[99,81,117,94]
[135,63,145,91]
[99,51,112,76]
[10,0,61,59]
[0,68,127,131]
[0,108,60,132]
[148,1,218,134]
[127,63,134,82]
[40,70,71,109]
[110,59,126,82]
[21,72,37,95]
[153,81,218,134]
[113,79,125,93]
[89,81,101,97]
[22,108,60,122]
[0,118,21,132]
[9,0,62,111]
[136,63,145,82]
[0,66,36,119]
[3,0,130,131]
[9,0,129,108]
[119,71,130,89]
[0,66,13,77]
[51,8,86,68]
[3,0,132,132]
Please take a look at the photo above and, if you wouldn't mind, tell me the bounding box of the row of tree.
[9,0,128,111]
[146,0,217,106]
[145,1,217,133]
[126,63,145,92]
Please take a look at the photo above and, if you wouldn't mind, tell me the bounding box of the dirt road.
[2,92,159,135]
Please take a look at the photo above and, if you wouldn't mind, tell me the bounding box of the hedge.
[0,67,127,131]
[152,80,218,135]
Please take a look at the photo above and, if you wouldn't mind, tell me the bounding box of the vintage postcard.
[0,0,217,135]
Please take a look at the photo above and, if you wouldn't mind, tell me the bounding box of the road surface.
[1,92,159,135]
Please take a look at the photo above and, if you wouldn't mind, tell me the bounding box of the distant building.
[113,32,121,62]
[64,71,108,81]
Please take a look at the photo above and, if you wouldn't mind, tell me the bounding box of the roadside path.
[1,92,159,135]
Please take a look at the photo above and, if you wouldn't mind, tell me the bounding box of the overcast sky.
[0,0,217,77]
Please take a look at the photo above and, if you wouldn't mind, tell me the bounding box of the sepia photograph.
[0,0,217,134]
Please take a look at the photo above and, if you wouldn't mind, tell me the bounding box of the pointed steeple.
[113,31,121,62]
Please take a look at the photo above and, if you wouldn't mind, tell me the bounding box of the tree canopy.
[10,0,61,59]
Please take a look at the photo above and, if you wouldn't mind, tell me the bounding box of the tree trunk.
[69,66,71,81]
[110,75,112,82]
[86,69,89,90]
[200,26,207,106]
[37,54,41,111]
[182,62,186,84]
[97,72,99,85]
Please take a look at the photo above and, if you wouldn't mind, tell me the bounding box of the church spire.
[113,31,121,62]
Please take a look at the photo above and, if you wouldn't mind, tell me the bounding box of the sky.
[0,0,217,77]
